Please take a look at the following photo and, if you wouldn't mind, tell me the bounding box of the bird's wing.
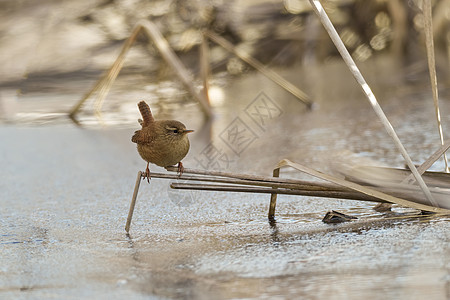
[131,129,154,144]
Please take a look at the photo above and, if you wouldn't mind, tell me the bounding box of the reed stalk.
[422,0,449,172]
[204,30,313,108]
[69,20,212,121]
[308,0,437,207]
[273,159,450,213]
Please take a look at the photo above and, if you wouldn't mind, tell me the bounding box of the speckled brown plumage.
[132,101,193,181]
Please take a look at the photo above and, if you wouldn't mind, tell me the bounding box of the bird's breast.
[137,135,190,167]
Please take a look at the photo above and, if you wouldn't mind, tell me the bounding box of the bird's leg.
[143,162,150,183]
[177,162,184,177]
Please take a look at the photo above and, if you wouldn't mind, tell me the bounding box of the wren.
[131,101,193,182]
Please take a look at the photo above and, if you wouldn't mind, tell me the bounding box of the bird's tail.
[138,101,154,127]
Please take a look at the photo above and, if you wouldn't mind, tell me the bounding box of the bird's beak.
[184,129,194,134]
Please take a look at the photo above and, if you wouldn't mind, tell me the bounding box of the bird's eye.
[173,129,178,134]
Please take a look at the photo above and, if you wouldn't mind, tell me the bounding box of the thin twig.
[165,166,345,187]
[200,34,211,106]
[269,165,280,219]
[170,182,385,203]
[155,171,347,191]
[125,171,143,233]
[170,181,450,207]
[308,0,437,207]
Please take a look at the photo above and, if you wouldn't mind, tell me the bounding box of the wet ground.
[1,58,450,299]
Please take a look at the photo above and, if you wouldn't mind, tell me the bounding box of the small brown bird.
[131,101,193,182]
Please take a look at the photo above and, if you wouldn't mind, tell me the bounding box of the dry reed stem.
[204,30,313,108]
[273,159,450,213]
[69,20,212,121]
[158,171,347,191]
[163,165,450,215]
[125,171,143,233]
[422,0,449,172]
[140,20,211,118]
[200,34,211,106]
[160,169,447,202]
[125,163,450,231]
[170,182,384,202]
[402,140,450,184]
[308,0,437,207]
[69,24,141,119]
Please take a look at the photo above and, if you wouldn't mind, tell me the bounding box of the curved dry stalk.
[308,0,437,207]
[270,159,450,218]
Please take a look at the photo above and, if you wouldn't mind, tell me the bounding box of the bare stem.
[422,0,449,172]
[308,0,437,207]
[204,30,313,108]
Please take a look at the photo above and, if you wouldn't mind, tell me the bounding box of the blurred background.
[2,2,450,299]
[1,0,450,126]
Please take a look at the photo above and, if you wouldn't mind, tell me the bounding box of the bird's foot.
[177,162,184,177]
[142,164,150,183]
